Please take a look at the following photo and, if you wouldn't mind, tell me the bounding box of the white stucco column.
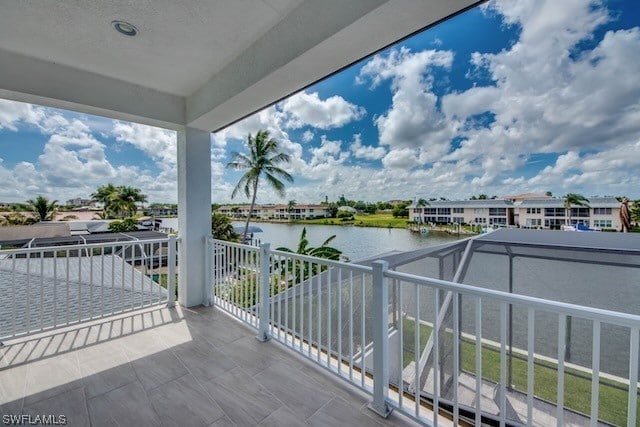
[177,127,211,307]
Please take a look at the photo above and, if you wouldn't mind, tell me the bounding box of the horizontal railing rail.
[269,247,373,273]
[0,237,173,256]
[208,238,640,427]
[386,269,640,328]
[0,235,177,341]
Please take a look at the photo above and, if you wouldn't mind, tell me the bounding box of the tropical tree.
[563,193,590,226]
[114,186,147,218]
[226,130,293,241]
[91,184,118,218]
[277,227,342,259]
[0,212,36,226]
[23,196,58,222]
[392,202,411,218]
[275,227,342,284]
[91,184,147,219]
[212,213,239,241]
[414,198,430,223]
[108,217,139,232]
[287,200,296,221]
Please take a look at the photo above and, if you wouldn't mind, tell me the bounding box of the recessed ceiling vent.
[112,20,138,37]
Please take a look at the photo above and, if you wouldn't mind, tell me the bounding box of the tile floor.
[0,305,421,426]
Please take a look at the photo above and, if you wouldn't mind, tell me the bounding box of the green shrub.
[108,217,138,232]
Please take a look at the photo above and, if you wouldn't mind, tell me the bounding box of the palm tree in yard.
[287,200,296,221]
[226,130,293,241]
[117,186,148,217]
[564,193,589,227]
[277,227,342,260]
[276,227,342,284]
[24,196,58,222]
[91,184,147,219]
[91,183,118,218]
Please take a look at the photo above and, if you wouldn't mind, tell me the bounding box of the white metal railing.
[208,238,640,426]
[0,236,176,340]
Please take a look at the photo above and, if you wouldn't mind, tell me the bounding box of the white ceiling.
[0,0,304,96]
[0,0,481,131]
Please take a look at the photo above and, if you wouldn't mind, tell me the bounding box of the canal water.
[160,218,463,261]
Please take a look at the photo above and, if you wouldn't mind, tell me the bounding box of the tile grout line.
[165,324,235,426]
[305,395,337,422]
[189,368,253,426]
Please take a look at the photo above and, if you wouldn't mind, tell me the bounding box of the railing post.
[369,260,392,418]
[204,235,213,306]
[256,243,271,342]
[167,234,177,308]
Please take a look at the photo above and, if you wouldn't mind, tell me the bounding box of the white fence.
[209,238,640,426]
[0,236,176,340]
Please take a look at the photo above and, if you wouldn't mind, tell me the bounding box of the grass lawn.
[292,213,408,228]
[401,318,631,425]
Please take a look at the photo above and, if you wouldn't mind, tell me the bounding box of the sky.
[1,0,640,204]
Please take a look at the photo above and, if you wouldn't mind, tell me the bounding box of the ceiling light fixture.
[112,20,138,37]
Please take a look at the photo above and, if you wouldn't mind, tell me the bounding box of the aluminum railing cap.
[477,228,640,253]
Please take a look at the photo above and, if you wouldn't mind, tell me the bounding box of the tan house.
[217,204,330,220]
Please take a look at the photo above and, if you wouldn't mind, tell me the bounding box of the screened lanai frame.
[267,228,640,420]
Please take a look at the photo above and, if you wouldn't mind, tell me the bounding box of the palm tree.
[24,196,58,222]
[563,193,590,227]
[415,198,429,223]
[276,227,342,284]
[277,227,342,259]
[287,200,296,221]
[212,213,239,242]
[116,186,147,217]
[91,184,147,219]
[226,130,293,241]
[91,184,118,218]
[0,212,36,226]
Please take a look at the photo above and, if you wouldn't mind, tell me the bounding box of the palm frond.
[275,247,294,253]
[309,247,342,260]
[268,152,291,164]
[320,234,337,247]
[230,175,249,199]
[264,173,287,197]
[265,166,294,183]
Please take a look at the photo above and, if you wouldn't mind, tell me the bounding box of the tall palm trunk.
[244,179,259,242]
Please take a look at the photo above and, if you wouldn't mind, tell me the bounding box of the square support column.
[177,127,211,307]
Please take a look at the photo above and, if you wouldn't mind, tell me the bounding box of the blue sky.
[1,0,640,204]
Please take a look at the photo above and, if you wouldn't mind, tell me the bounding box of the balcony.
[0,305,416,426]
[2,230,638,426]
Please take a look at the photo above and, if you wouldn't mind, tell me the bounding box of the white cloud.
[358,47,455,167]
[0,100,178,203]
[111,121,177,164]
[437,0,640,191]
[309,136,350,168]
[0,99,44,131]
[302,130,315,143]
[280,91,366,130]
[349,134,386,160]
[381,148,420,169]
